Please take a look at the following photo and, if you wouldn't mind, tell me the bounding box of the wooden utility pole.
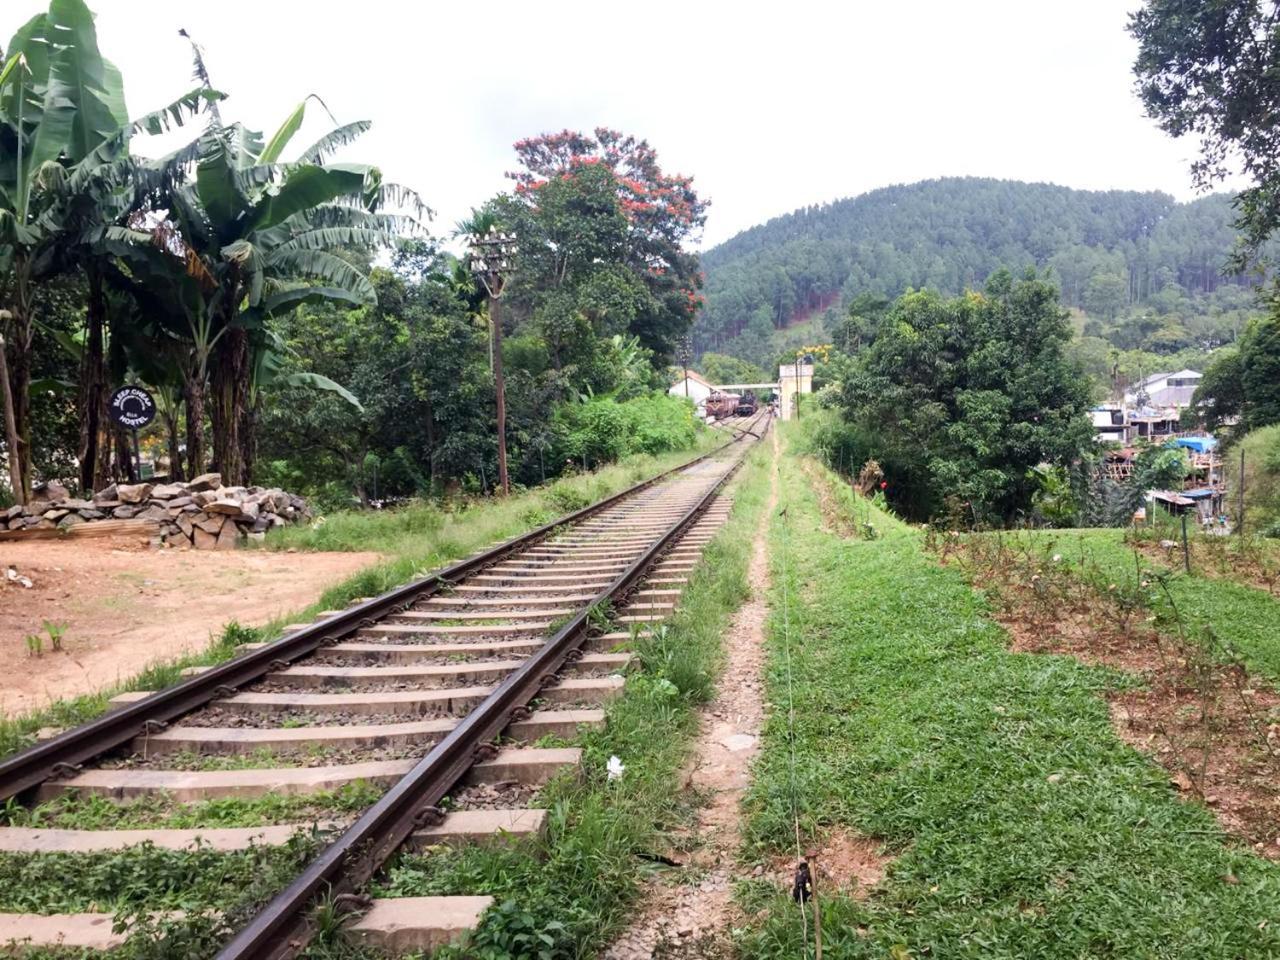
[794,355,801,421]
[491,297,509,496]
[678,336,692,400]
[469,228,518,497]
[1181,512,1191,573]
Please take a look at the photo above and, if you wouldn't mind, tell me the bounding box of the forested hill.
[695,177,1257,358]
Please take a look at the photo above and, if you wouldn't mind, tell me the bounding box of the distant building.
[1090,404,1126,444]
[669,370,714,413]
[1123,369,1202,410]
[778,363,813,422]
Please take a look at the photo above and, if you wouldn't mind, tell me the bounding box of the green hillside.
[695,177,1265,377]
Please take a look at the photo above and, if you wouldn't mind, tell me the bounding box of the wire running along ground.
[775,482,812,951]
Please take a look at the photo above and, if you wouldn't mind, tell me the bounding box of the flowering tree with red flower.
[504,128,709,362]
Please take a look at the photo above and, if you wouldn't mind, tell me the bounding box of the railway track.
[0,410,769,958]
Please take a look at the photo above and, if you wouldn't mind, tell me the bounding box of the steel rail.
[0,425,756,802]
[216,412,767,960]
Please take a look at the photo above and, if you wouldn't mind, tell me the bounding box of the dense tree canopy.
[695,178,1269,377]
[501,128,708,364]
[698,352,768,387]
[837,271,1093,521]
[1190,311,1280,433]
[1131,0,1280,264]
[0,3,710,509]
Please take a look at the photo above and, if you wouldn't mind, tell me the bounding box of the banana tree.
[0,0,128,499]
[143,91,425,484]
[0,0,218,496]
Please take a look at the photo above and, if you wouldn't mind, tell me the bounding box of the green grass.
[801,452,915,540]
[0,779,381,832]
[262,441,719,557]
[0,833,323,915]
[0,441,721,761]
[300,442,774,960]
[0,833,329,960]
[1002,527,1280,684]
[736,426,1280,959]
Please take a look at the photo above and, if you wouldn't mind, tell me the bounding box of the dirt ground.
[0,536,381,718]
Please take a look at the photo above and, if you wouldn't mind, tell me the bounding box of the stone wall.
[1,474,312,549]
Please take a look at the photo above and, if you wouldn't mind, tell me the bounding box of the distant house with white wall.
[1123,369,1202,410]
[669,370,714,413]
[1090,404,1126,444]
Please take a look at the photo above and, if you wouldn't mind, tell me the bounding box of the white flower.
[606,755,625,782]
[1052,554,1062,563]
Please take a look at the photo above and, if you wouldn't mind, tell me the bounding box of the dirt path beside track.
[606,429,779,958]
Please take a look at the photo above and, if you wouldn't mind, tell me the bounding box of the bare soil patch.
[1110,686,1280,855]
[799,458,856,538]
[0,537,380,718]
[767,827,891,905]
[808,828,890,897]
[937,538,1280,859]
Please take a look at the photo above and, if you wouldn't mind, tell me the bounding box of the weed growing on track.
[300,444,772,960]
[0,833,326,959]
[736,430,1280,959]
[0,832,323,914]
[1,782,380,830]
[0,444,719,761]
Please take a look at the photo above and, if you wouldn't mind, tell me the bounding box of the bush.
[619,393,699,455]
[555,392,701,469]
[797,409,938,520]
[1227,424,1280,536]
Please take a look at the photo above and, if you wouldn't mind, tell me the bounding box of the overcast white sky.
[5,0,1242,249]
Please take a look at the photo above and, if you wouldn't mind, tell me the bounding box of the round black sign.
[109,385,156,430]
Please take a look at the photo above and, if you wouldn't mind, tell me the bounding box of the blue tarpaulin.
[1171,437,1217,453]
[1183,488,1217,499]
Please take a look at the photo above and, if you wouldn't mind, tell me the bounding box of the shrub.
[555,392,701,469]
[1227,424,1280,536]
[619,393,698,455]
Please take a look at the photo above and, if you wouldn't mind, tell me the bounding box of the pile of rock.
[0,473,312,549]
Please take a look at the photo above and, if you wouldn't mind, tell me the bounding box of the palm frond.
[259,94,338,164]
[222,238,264,306]
[261,285,364,315]
[169,182,215,251]
[268,248,375,303]
[280,371,364,411]
[130,87,225,139]
[272,226,395,254]
[177,28,222,129]
[297,120,371,164]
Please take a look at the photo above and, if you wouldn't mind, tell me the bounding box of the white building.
[778,363,813,421]
[668,370,714,413]
[1090,405,1126,444]
[1123,369,1202,410]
